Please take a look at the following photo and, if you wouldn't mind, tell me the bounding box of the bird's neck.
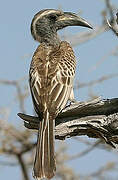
[40,32,61,47]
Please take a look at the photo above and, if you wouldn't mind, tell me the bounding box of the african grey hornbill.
[29,9,92,179]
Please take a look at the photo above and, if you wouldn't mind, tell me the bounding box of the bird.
[29,9,92,180]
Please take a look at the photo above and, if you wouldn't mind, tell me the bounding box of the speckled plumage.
[29,9,92,180]
[29,41,76,179]
[29,41,76,115]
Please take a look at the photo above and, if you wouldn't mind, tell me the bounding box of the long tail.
[33,110,56,179]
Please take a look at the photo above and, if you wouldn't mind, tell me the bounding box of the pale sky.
[0,0,118,179]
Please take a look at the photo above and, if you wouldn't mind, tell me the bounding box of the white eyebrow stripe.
[31,14,41,39]
[39,10,59,18]
[32,9,62,39]
[32,10,60,37]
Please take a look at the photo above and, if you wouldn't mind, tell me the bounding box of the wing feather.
[29,41,76,115]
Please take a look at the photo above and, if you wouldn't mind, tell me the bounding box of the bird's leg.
[68,88,78,104]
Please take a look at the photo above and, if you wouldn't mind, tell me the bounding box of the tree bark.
[18,97,118,148]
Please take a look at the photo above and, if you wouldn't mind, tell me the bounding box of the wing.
[47,41,76,113]
[29,41,76,116]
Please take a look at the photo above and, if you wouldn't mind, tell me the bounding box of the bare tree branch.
[75,73,118,89]
[63,24,109,47]
[65,140,101,161]
[105,0,118,36]
[0,79,28,113]
[17,154,30,180]
[18,97,118,148]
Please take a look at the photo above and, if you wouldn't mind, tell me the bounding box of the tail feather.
[33,110,56,179]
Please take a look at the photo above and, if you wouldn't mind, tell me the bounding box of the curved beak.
[56,12,93,30]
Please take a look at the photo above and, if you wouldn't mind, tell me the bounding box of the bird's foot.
[69,99,79,105]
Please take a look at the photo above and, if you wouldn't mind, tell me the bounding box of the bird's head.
[31,9,92,44]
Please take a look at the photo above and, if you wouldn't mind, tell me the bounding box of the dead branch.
[0,79,28,113]
[75,73,118,89]
[17,154,29,180]
[105,0,118,36]
[87,161,116,179]
[106,19,118,36]
[18,97,118,148]
[63,24,109,47]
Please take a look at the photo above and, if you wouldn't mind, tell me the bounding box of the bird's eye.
[48,14,57,21]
